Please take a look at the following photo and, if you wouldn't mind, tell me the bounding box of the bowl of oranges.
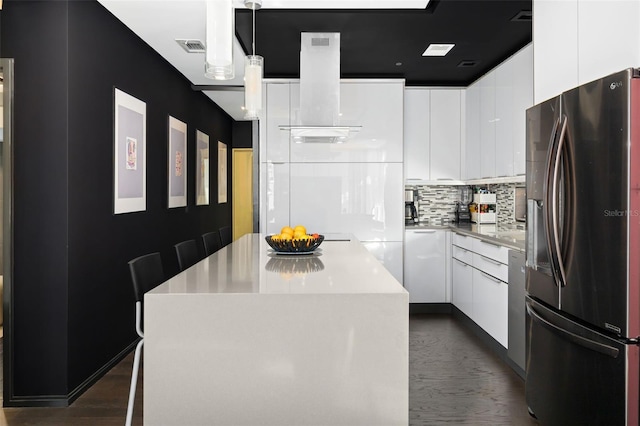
[265,225,324,254]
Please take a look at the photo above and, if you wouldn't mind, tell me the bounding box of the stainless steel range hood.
[280,32,361,143]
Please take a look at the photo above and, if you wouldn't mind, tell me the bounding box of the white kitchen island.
[144,234,409,426]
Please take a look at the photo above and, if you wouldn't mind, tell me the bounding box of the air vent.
[175,39,206,53]
[457,60,478,68]
[511,10,532,21]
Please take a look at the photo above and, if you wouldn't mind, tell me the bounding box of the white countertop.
[148,233,407,296]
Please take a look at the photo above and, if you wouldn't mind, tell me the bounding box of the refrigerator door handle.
[526,303,619,358]
[551,115,569,287]
[543,116,562,286]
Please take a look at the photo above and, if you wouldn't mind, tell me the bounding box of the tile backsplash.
[406,183,518,225]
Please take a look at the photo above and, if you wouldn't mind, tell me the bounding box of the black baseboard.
[409,303,452,314]
[449,305,525,380]
[3,340,138,408]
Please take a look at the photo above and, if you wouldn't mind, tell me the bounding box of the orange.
[280,233,292,241]
[293,225,306,235]
[293,230,306,239]
[281,226,294,236]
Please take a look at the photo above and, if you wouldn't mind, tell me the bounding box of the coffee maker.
[405,190,418,225]
[455,186,472,223]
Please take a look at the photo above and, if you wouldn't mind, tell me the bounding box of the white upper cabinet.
[404,88,430,181]
[404,88,463,182]
[430,89,462,181]
[479,72,496,179]
[290,81,404,163]
[512,44,533,176]
[534,0,640,104]
[577,0,640,86]
[494,56,514,178]
[464,44,532,180]
[533,0,578,103]
[264,83,291,163]
[465,83,481,180]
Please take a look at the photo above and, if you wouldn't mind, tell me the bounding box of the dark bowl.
[265,234,324,253]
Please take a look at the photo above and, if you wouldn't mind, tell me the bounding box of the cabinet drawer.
[452,232,475,251]
[472,238,509,264]
[452,245,473,264]
[472,253,508,282]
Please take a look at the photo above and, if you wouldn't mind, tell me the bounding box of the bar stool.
[202,231,222,256]
[174,239,200,271]
[126,252,165,426]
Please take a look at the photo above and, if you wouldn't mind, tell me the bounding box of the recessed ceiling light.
[422,44,455,57]
[395,62,402,66]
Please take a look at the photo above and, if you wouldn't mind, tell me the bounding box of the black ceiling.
[235,0,531,87]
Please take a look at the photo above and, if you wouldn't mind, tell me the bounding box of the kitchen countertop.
[406,222,526,252]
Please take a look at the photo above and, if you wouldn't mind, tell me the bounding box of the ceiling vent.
[175,39,206,53]
[511,10,532,22]
[457,60,478,68]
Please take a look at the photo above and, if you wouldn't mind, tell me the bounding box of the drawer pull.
[480,271,503,283]
[454,258,469,267]
[479,255,503,266]
[414,230,436,234]
[479,239,502,247]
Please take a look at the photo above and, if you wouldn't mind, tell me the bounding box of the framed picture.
[168,116,187,208]
[196,130,210,206]
[218,141,227,204]
[114,88,146,214]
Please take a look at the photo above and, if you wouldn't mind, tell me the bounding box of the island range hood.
[280,32,361,143]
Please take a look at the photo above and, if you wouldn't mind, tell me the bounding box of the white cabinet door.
[533,0,578,103]
[479,72,496,178]
[430,89,461,181]
[290,82,404,163]
[452,257,473,318]
[472,268,508,348]
[404,88,430,181]
[363,241,403,284]
[289,162,404,242]
[512,44,533,176]
[263,162,290,235]
[577,0,640,86]
[465,83,481,180]
[265,83,291,163]
[404,229,447,303]
[494,57,514,178]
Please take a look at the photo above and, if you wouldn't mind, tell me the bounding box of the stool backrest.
[128,252,165,303]
[202,231,222,256]
[174,239,199,271]
[219,226,232,247]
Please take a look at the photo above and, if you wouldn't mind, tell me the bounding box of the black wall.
[1,0,241,404]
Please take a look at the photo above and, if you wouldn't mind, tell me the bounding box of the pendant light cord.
[252,5,256,56]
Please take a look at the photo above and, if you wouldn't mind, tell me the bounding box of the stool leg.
[125,338,144,426]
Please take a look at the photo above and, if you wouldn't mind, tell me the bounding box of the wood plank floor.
[0,314,538,425]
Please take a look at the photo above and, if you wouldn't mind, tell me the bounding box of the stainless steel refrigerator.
[525,68,640,425]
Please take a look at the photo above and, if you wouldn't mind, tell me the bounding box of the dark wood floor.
[0,314,538,425]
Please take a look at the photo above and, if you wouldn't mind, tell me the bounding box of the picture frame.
[218,141,227,204]
[196,130,210,206]
[113,88,146,214]
[168,115,187,208]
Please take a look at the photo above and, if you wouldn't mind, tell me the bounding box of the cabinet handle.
[436,178,454,181]
[454,258,469,267]
[414,230,436,234]
[480,271,503,284]
[479,254,503,266]
[479,239,501,248]
[455,246,468,253]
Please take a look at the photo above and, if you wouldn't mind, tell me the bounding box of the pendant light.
[244,0,263,120]
[205,0,235,80]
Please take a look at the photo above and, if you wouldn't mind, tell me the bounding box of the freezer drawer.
[525,297,637,425]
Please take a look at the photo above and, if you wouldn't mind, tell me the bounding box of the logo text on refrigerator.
[610,81,623,90]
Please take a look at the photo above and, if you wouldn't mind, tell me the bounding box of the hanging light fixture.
[205,0,235,80]
[243,0,263,120]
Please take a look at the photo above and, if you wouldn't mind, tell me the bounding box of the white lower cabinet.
[472,268,508,347]
[452,257,473,318]
[451,232,509,348]
[404,229,447,303]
